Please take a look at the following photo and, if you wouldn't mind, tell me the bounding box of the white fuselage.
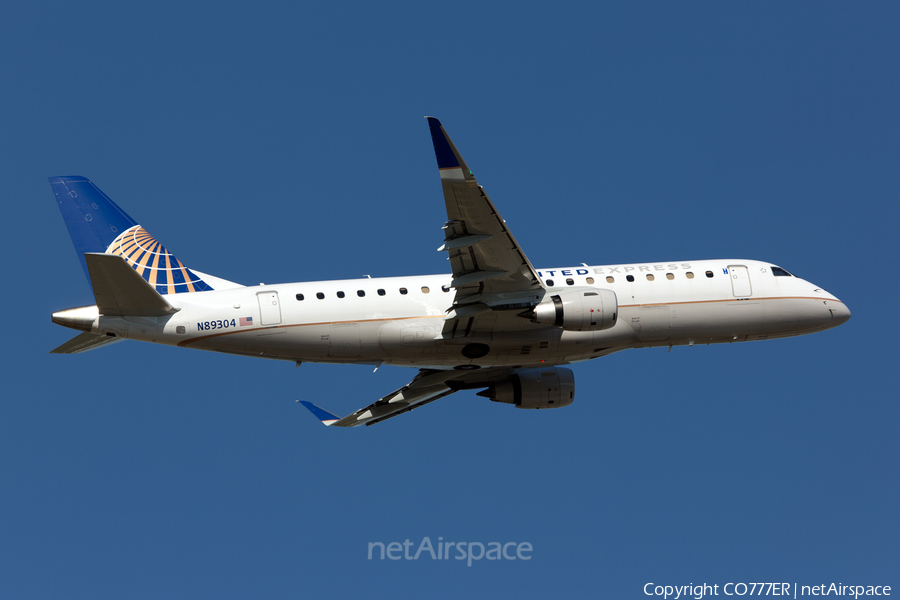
[74,258,849,370]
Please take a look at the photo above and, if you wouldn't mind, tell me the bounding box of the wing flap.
[328,370,460,427]
[439,189,542,297]
[363,391,456,426]
[299,370,462,428]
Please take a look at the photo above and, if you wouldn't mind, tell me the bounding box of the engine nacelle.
[527,288,617,331]
[477,367,575,409]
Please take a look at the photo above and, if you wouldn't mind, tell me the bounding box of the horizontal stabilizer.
[85,253,179,317]
[50,331,123,354]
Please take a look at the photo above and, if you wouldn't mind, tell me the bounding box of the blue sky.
[1,2,897,598]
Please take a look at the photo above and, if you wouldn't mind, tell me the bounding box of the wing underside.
[300,367,519,427]
[426,117,547,340]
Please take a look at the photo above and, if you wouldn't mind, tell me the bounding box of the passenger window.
[666,273,674,280]
[546,279,554,287]
[646,274,655,281]
[316,292,324,299]
[296,293,304,301]
[441,285,450,292]
[421,286,430,293]
[606,276,614,284]
[337,291,345,298]
[686,272,694,279]
[705,271,714,278]
[566,278,574,286]
[586,277,594,284]
[377,289,386,296]
[400,288,408,295]
[357,290,365,297]
[626,275,634,282]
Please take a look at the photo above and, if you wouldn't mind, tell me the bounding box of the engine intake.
[523,288,617,331]
[477,367,575,409]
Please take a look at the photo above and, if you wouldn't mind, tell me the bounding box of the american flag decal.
[240,317,253,327]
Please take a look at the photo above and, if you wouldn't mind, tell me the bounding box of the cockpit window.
[771,267,794,277]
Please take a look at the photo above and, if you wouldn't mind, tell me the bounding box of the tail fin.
[49,176,214,294]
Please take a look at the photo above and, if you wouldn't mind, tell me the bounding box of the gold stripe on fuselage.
[177,295,841,347]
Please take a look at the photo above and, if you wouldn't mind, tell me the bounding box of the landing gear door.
[257,291,282,326]
[728,265,752,298]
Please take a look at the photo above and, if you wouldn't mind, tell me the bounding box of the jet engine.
[477,367,575,409]
[522,288,617,331]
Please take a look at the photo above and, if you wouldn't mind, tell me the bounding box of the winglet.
[425,117,473,182]
[298,401,341,426]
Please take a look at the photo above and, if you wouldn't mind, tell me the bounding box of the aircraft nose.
[831,300,851,325]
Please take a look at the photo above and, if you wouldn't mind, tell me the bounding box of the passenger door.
[728,265,752,298]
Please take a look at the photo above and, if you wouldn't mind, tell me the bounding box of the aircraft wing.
[426,118,546,339]
[300,367,516,427]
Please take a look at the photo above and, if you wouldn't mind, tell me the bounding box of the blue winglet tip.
[298,400,341,426]
[424,116,460,169]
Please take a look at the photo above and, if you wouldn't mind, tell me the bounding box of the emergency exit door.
[256,291,282,326]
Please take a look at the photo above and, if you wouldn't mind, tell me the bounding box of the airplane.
[49,117,851,427]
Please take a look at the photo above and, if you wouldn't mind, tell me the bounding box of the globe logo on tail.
[106,225,213,294]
